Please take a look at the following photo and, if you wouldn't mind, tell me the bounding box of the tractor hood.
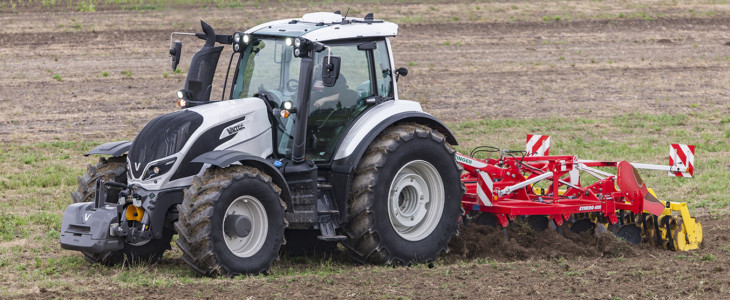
[127,110,203,179]
[126,98,273,189]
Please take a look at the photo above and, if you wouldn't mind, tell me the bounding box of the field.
[1,0,730,298]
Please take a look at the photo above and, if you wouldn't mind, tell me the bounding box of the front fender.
[85,141,131,157]
[192,150,291,203]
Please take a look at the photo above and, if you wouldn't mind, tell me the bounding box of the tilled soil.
[2,2,730,299]
[25,216,730,299]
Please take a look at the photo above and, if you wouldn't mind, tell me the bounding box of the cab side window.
[373,40,393,99]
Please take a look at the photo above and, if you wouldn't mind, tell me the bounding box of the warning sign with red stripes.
[669,144,694,178]
[526,134,550,156]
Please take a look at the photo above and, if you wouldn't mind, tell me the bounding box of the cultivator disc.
[457,135,702,251]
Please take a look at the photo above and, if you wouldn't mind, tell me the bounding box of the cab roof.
[244,12,398,42]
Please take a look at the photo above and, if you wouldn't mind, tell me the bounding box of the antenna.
[343,0,355,21]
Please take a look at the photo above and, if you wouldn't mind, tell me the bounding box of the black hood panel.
[128,110,203,178]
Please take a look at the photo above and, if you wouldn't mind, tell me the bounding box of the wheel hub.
[390,173,429,227]
[223,196,268,258]
[387,160,445,242]
[224,214,252,238]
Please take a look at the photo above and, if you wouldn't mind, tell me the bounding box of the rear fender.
[331,100,457,174]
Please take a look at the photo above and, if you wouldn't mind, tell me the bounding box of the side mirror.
[322,56,341,87]
[170,40,182,71]
[395,67,408,82]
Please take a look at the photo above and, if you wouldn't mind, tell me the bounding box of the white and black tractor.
[60,12,464,276]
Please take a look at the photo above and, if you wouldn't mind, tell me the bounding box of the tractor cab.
[232,12,399,164]
[175,12,400,164]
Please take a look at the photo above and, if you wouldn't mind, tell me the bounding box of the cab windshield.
[232,38,301,157]
[232,38,301,102]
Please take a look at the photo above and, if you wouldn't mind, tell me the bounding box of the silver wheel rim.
[223,196,268,258]
[387,160,445,241]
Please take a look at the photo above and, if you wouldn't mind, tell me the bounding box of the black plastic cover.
[184,21,223,102]
[128,110,203,178]
[185,46,223,102]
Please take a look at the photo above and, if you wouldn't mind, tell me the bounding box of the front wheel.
[343,123,464,265]
[175,166,287,276]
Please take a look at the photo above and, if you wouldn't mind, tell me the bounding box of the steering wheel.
[286,79,299,92]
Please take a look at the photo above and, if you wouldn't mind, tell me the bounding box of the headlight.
[243,34,251,44]
[294,37,301,47]
[285,37,293,47]
[233,32,241,43]
[144,158,177,180]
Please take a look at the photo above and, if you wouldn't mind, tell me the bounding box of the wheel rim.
[387,160,444,241]
[223,196,268,258]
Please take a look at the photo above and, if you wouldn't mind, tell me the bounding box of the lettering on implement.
[578,205,601,211]
[84,213,92,222]
[455,154,473,165]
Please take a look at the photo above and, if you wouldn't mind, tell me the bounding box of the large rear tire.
[73,155,172,265]
[175,166,287,276]
[343,123,464,265]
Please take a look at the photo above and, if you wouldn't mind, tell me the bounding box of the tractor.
[60,11,703,277]
[60,12,464,276]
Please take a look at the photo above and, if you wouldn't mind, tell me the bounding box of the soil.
[23,216,730,299]
[2,2,730,299]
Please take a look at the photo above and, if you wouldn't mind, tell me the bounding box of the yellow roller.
[646,188,702,251]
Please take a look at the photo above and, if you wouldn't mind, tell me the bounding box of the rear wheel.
[175,166,287,276]
[343,123,464,265]
[73,155,172,265]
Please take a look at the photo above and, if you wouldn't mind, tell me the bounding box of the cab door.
[306,40,394,162]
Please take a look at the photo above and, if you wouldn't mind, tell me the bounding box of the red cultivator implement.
[457,135,702,251]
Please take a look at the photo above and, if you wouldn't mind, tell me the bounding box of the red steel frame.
[457,153,649,228]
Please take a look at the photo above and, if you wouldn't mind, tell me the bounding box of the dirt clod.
[448,221,638,262]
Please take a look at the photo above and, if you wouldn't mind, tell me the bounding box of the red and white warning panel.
[526,134,550,156]
[669,144,695,178]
